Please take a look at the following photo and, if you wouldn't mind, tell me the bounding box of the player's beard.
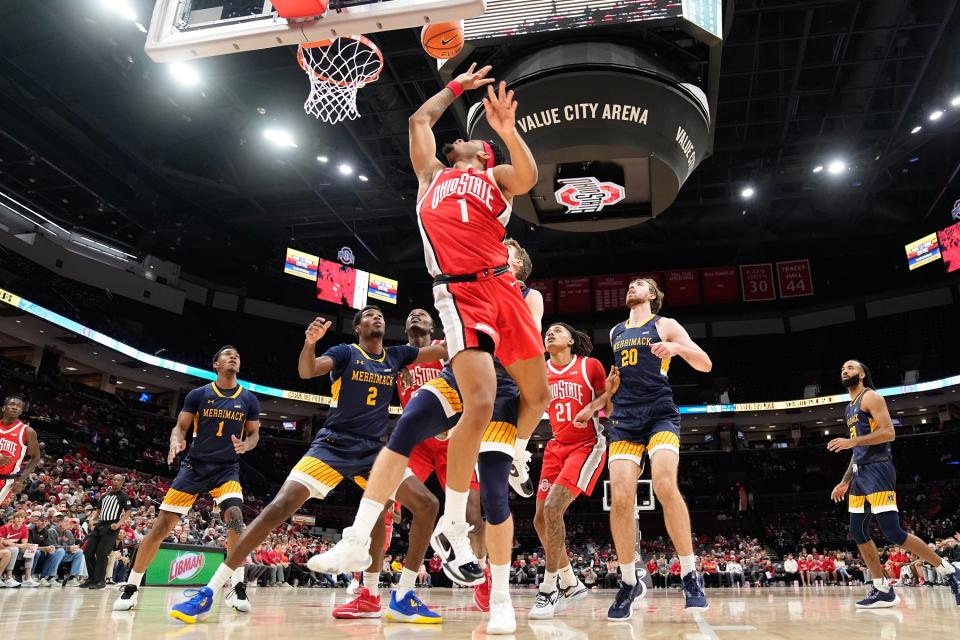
[841,376,860,389]
[369,328,385,339]
[441,143,455,157]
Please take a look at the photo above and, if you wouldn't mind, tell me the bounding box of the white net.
[298,36,383,124]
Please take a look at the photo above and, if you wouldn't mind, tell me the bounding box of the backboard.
[602,479,655,512]
[145,0,487,62]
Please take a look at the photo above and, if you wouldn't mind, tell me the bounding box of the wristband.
[446,80,464,98]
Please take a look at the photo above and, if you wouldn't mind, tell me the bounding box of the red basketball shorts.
[536,436,607,501]
[432,271,543,366]
[408,436,480,491]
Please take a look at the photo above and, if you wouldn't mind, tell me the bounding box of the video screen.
[284,248,319,281]
[938,221,960,273]
[904,232,941,270]
[316,258,369,309]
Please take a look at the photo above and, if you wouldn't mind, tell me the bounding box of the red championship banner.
[556,277,592,314]
[665,269,701,306]
[701,267,739,304]
[776,259,814,298]
[592,275,630,312]
[525,278,556,315]
[740,263,776,301]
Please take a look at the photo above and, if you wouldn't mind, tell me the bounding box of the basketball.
[421,22,464,59]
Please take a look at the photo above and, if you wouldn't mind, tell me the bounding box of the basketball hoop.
[297,35,384,124]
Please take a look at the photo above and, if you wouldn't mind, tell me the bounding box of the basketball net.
[298,35,383,124]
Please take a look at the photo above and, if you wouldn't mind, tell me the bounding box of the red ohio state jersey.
[0,420,28,474]
[397,340,444,408]
[547,356,607,445]
[416,167,511,277]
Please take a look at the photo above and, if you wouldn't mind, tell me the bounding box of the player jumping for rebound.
[606,278,713,620]
[169,307,446,624]
[0,395,41,507]
[828,360,960,608]
[411,64,550,633]
[529,324,616,619]
[114,346,261,612]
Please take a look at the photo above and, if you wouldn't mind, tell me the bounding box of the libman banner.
[144,544,225,586]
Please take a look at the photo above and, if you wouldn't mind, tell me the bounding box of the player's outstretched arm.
[410,63,494,184]
[299,317,335,379]
[486,82,538,198]
[411,341,448,365]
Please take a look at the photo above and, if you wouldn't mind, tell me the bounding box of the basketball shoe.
[558,577,589,607]
[607,573,646,621]
[473,566,491,612]
[682,571,708,610]
[487,592,517,634]
[333,587,382,619]
[855,585,899,608]
[385,590,442,624]
[225,581,251,613]
[430,516,484,586]
[528,587,561,620]
[169,586,215,624]
[113,584,139,611]
[307,527,373,574]
[508,450,534,498]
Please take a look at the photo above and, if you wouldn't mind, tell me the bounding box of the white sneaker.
[281,582,293,589]
[65,577,81,587]
[39,577,53,588]
[308,527,373,574]
[225,582,252,613]
[21,578,40,588]
[3,578,21,588]
[113,585,139,611]
[346,578,361,595]
[509,450,534,498]
[487,593,517,634]
[558,578,589,609]
[529,588,561,620]
[430,517,484,586]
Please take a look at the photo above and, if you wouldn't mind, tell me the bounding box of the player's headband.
[481,140,496,169]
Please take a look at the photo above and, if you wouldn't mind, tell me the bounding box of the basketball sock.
[540,569,558,594]
[680,555,696,576]
[353,498,385,539]
[231,565,245,587]
[620,562,637,585]
[513,437,530,460]
[444,487,469,524]
[208,564,234,593]
[490,563,510,598]
[397,568,418,593]
[873,577,890,593]
[363,571,381,599]
[935,559,957,576]
[558,563,578,588]
[126,571,144,588]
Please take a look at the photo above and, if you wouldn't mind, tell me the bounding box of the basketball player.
[114,346,261,612]
[409,63,550,627]
[828,360,960,608]
[0,396,41,506]
[169,306,446,624]
[529,323,614,619]
[606,278,712,619]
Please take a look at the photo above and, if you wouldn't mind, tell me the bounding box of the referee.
[81,474,131,589]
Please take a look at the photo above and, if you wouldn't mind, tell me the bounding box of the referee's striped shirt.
[97,490,130,525]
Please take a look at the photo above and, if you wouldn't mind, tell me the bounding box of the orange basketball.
[421,22,464,60]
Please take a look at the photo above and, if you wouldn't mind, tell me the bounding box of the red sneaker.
[473,566,491,612]
[333,587,382,619]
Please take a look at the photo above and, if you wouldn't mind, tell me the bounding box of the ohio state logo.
[538,479,551,494]
[554,177,625,214]
[169,552,205,582]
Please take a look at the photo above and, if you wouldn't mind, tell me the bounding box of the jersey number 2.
[366,387,378,406]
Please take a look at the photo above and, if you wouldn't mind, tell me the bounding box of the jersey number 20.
[620,348,638,367]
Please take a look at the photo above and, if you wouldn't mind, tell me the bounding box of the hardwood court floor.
[2,583,958,639]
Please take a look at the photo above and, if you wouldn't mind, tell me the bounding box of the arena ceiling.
[1,0,959,294]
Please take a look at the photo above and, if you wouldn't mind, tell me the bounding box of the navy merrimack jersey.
[609,314,674,411]
[845,389,891,465]
[182,383,260,464]
[321,343,420,441]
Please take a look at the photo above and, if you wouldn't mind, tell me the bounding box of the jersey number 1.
[217,420,224,437]
[458,199,469,223]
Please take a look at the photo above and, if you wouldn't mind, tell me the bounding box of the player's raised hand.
[454,63,495,91]
[827,437,854,452]
[167,439,186,465]
[605,366,621,397]
[830,481,849,503]
[483,81,517,135]
[231,434,247,454]
[399,368,414,390]
[305,317,332,345]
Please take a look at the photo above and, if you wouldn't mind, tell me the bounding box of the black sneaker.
[225,581,252,613]
[607,580,644,621]
[113,584,139,611]
[78,579,94,589]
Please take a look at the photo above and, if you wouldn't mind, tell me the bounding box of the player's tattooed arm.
[830,459,853,502]
[841,459,854,485]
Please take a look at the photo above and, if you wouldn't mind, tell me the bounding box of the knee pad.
[386,391,448,457]
[849,512,872,545]
[478,452,512,525]
[875,511,908,545]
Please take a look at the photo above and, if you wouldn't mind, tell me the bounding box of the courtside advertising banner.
[145,544,225,586]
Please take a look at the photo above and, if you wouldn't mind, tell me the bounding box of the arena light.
[812,165,824,174]
[338,163,353,176]
[911,125,922,134]
[101,0,137,21]
[826,159,846,175]
[316,155,329,163]
[263,128,297,148]
[952,96,960,107]
[65,366,78,371]
[169,62,201,87]
[929,109,944,122]
[823,430,829,435]
[358,175,369,182]
[740,186,755,200]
